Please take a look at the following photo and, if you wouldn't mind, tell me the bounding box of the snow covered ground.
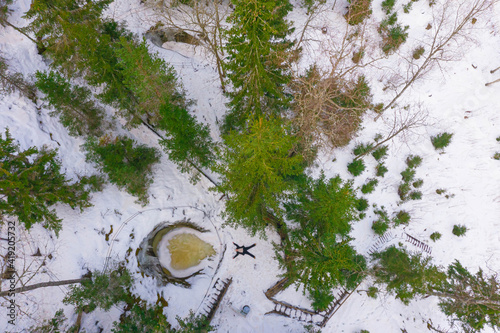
[1,0,500,332]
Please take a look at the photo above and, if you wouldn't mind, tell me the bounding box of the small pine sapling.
[452,225,467,237]
[356,198,369,212]
[372,206,390,235]
[353,142,374,156]
[348,159,366,176]
[381,0,396,14]
[367,286,378,299]
[406,155,422,168]
[430,232,441,242]
[412,46,425,59]
[361,178,378,194]
[493,152,500,160]
[376,163,388,177]
[401,168,416,182]
[431,132,453,150]
[398,183,411,201]
[29,309,67,332]
[371,145,388,161]
[393,210,411,226]
[372,220,389,235]
[409,191,422,200]
[412,179,424,188]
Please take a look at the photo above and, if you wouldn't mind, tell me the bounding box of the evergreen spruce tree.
[279,174,365,310]
[223,0,294,132]
[175,311,214,332]
[113,38,185,125]
[157,102,215,173]
[112,302,171,333]
[82,136,160,205]
[285,173,358,237]
[23,0,112,58]
[371,246,446,304]
[217,116,304,237]
[35,71,109,137]
[0,129,101,234]
[432,261,500,332]
[63,268,133,313]
[24,1,137,122]
[113,38,216,172]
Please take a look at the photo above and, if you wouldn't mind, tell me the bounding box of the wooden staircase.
[201,277,233,323]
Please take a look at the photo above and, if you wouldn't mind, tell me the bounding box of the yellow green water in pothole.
[167,233,215,270]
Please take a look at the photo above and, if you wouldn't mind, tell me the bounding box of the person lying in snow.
[233,242,256,259]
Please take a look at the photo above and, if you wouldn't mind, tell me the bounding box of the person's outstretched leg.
[247,252,255,259]
[246,243,256,250]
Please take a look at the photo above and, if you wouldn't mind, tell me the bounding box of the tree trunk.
[0,278,89,297]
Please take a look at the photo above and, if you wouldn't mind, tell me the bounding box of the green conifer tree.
[285,173,358,237]
[217,116,304,237]
[223,0,294,132]
[432,261,500,332]
[35,71,109,137]
[23,0,112,57]
[0,129,101,234]
[112,302,171,333]
[157,102,215,173]
[279,174,365,310]
[63,268,133,313]
[82,136,160,205]
[371,246,446,304]
[113,38,185,125]
[175,311,214,332]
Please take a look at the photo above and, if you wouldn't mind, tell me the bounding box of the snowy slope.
[1,0,500,332]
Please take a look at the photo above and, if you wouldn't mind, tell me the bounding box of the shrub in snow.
[376,163,388,177]
[354,142,374,156]
[452,224,467,237]
[0,129,102,235]
[361,178,378,194]
[393,211,411,226]
[431,132,453,150]
[356,198,369,212]
[348,159,366,176]
[430,232,442,242]
[372,145,388,161]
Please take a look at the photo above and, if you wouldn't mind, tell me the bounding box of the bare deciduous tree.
[145,0,230,91]
[354,103,428,160]
[377,0,497,118]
